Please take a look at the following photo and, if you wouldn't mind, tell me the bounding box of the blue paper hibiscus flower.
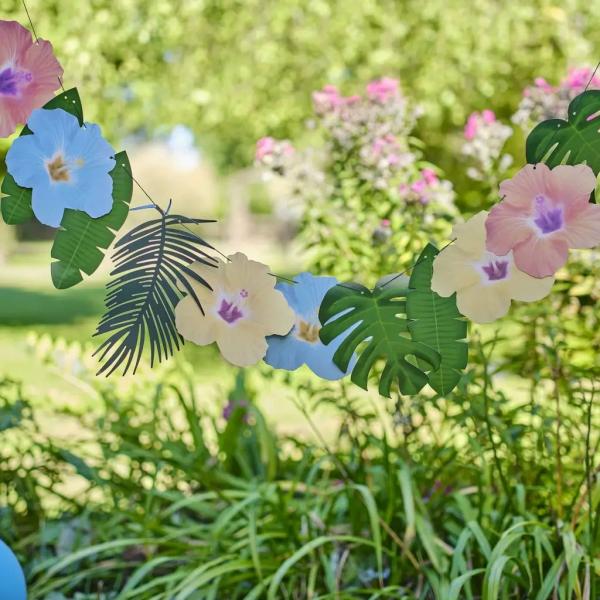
[0,539,26,600]
[265,272,355,380]
[6,107,115,227]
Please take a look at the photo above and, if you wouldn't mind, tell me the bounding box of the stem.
[552,366,564,521]
[480,344,515,512]
[586,385,596,597]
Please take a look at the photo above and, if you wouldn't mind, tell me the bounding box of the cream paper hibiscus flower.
[431,211,554,323]
[175,253,295,366]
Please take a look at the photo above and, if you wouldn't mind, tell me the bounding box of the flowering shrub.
[256,78,456,282]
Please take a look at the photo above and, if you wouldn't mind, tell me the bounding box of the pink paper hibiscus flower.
[486,163,600,278]
[0,20,63,138]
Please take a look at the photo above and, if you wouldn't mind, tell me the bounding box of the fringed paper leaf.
[94,214,217,376]
[406,244,468,396]
[526,90,600,174]
[50,151,133,289]
[318,279,441,397]
[1,88,83,225]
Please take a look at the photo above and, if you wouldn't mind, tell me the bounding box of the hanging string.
[585,60,600,92]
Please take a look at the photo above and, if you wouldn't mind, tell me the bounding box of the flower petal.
[562,201,600,249]
[431,245,480,297]
[485,201,533,257]
[264,335,305,372]
[456,283,511,323]
[545,164,596,206]
[31,185,66,227]
[507,265,554,302]
[175,295,218,346]
[450,210,488,256]
[512,234,569,278]
[217,321,269,367]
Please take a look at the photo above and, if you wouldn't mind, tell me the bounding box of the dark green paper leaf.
[319,279,441,397]
[526,90,600,173]
[94,214,217,376]
[50,151,133,289]
[0,174,33,225]
[406,244,468,396]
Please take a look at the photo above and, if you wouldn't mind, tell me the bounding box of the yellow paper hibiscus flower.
[431,211,554,323]
[175,253,295,366]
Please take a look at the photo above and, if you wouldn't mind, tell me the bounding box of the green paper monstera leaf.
[0,88,134,289]
[406,244,468,396]
[526,90,600,173]
[319,278,441,397]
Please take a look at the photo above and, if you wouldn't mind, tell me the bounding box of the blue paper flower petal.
[265,272,355,381]
[6,107,116,228]
[0,539,26,600]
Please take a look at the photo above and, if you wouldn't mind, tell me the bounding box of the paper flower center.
[481,259,509,281]
[0,67,32,96]
[296,320,320,343]
[46,154,71,182]
[217,298,244,324]
[533,195,563,234]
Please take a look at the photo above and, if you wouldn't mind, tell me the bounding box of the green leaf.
[406,243,468,395]
[50,151,133,289]
[0,173,34,224]
[1,88,84,226]
[318,278,440,397]
[526,90,600,173]
[94,214,217,376]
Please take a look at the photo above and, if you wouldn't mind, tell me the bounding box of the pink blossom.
[366,77,399,103]
[482,109,496,124]
[563,67,600,91]
[312,84,345,113]
[421,168,438,185]
[486,163,600,278]
[0,20,63,138]
[533,77,554,93]
[380,219,391,227]
[255,136,276,160]
[464,113,479,140]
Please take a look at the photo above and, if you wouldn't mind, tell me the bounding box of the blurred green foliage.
[1,0,599,171]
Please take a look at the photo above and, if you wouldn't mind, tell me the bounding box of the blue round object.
[0,539,26,600]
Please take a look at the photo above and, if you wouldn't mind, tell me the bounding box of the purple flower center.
[482,260,509,281]
[217,299,244,324]
[533,195,563,234]
[0,67,32,96]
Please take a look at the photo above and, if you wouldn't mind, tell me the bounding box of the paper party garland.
[2,12,600,397]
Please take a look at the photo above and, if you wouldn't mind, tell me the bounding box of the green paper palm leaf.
[406,244,468,396]
[318,279,441,397]
[94,214,217,376]
[526,90,600,173]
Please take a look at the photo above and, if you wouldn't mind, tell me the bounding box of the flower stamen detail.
[218,299,244,324]
[46,154,71,182]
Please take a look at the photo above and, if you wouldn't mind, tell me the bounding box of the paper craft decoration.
[431,211,554,323]
[318,278,441,396]
[0,20,63,138]
[95,214,217,376]
[0,539,26,600]
[175,253,295,367]
[1,88,133,289]
[485,163,600,278]
[406,244,468,396]
[6,107,115,227]
[264,272,356,380]
[526,90,600,174]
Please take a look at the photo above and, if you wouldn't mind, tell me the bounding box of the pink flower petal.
[512,234,569,278]
[544,164,596,208]
[562,201,600,249]
[485,202,532,257]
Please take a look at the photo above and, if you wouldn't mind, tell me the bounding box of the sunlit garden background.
[2,0,600,597]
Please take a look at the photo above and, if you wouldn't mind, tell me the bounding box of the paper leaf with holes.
[406,243,468,396]
[526,90,600,174]
[94,215,217,376]
[318,279,441,397]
